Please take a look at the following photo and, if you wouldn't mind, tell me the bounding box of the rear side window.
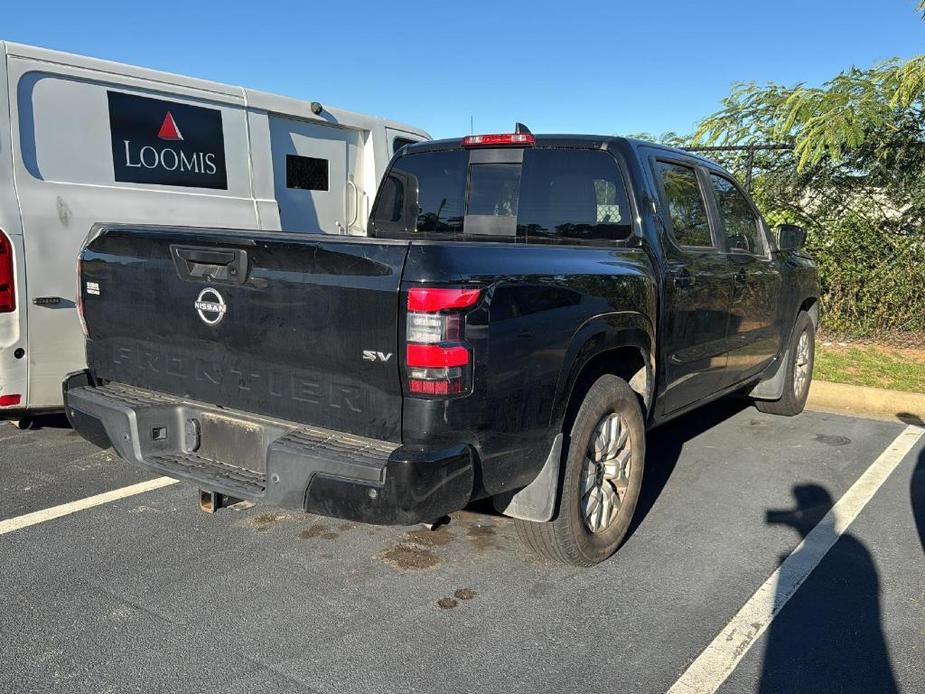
[654,161,713,248]
[518,149,631,243]
[372,148,633,244]
[376,150,467,233]
[709,174,765,255]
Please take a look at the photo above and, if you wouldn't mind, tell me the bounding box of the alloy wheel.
[581,412,632,533]
[793,330,811,398]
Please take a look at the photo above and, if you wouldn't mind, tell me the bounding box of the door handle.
[734,269,748,285]
[670,268,695,289]
[33,296,63,306]
[347,178,360,229]
[170,245,248,285]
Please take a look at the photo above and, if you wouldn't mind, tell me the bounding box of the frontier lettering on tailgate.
[107,91,228,189]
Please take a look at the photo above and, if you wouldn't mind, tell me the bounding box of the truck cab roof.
[400,134,724,171]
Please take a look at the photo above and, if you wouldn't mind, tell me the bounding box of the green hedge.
[806,220,925,336]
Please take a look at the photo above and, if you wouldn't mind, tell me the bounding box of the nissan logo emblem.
[194,287,226,326]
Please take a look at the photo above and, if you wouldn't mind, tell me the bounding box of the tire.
[755,311,815,416]
[515,374,646,566]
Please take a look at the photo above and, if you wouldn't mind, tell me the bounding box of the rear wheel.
[755,311,815,416]
[515,374,645,566]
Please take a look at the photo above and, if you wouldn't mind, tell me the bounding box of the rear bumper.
[63,372,474,525]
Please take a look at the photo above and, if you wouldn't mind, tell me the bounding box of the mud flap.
[750,344,790,401]
[493,434,563,522]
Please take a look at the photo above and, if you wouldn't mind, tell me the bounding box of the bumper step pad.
[146,452,266,497]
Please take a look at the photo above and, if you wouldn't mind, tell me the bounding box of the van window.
[654,161,714,248]
[372,147,632,243]
[392,137,417,155]
[286,155,329,191]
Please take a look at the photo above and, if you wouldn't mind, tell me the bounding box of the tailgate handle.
[171,245,248,285]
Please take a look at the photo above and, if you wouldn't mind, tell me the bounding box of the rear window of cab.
[371,148,633,244]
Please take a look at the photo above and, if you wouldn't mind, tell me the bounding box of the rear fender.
[551,311,655,432]
[497,312,653,523]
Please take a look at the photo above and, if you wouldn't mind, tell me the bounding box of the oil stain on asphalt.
[252,512,288,531]
[376,524,463,571]
[465,524,497,551]
[379,541,441,571]
[814,433,852,446]
[376,509,510,572]
[436,588,478,610]
[299,523,339,540]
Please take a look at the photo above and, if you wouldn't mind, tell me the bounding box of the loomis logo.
[157,112,184,141]
[108,91,227,189]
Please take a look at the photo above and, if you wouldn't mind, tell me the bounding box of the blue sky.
[4,1,924,139]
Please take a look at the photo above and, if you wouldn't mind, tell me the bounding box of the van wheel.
[515,374,645,566]
[755,312,815,416]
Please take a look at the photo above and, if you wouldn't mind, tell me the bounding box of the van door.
[9,57,257,409]
[270,116,366,234]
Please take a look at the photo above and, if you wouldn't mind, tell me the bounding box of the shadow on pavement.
[759,484,897,693]
[2,413,72,431]
[467,396,753,528]
[897,412,925,556]
[914,442,925,556]
[626,397,750,540]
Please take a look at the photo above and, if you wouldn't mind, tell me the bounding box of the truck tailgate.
[80,226,410,442]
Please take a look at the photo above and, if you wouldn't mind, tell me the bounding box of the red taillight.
[406,344,470,368]
[462,133,535,147]
[405,286,481,398]
[0,231,15,313]
[408,288,482,312]
[409,378,462,396]
[0,394,22,407]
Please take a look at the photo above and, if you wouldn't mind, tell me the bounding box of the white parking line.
[667,424,924,694]
[0,477,179,536]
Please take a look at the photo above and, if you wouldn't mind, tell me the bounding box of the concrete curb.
[807,380,925,423]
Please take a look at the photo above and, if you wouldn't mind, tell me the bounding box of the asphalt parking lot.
[1,401,923,694]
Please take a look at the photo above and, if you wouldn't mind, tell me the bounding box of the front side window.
[372,147,633,244]
[654,161,713,248]
[709,174,765,255]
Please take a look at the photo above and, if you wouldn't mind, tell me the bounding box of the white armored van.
[0,41,428,420]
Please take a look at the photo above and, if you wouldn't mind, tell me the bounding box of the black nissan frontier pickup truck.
[66,132,819,566]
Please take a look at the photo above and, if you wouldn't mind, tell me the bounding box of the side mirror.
[774,224,805,252]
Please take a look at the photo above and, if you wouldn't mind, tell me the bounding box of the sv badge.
[362,351,393,363]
